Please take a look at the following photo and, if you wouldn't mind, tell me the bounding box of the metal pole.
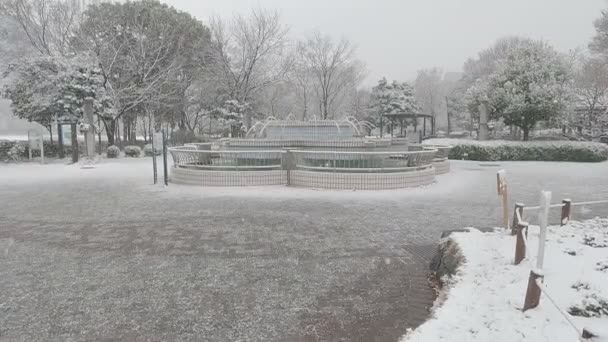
[40,135,44,164]
[162,128,168,186]
[379,115,383,138]
[28,131,32,161]
[423,117,426,137]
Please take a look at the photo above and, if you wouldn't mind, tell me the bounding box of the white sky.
[163,0,606,84]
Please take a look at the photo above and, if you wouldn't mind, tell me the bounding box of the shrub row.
[0,140,82,161]
[1,140,148,161]
[445,141,608,162]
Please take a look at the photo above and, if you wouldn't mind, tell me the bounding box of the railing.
[184,142,213,150]
[224,138,391,150]
[419,144,451,159]
[169,148,284,171]
[291,149,437,173]
[170,146,440,173]
[168,145,448,189]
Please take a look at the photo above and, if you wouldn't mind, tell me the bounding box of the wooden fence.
[497,170,608,340]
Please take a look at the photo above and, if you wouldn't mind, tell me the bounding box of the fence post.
[514,222,527,265]
[582,328,597,339]
[511,203,524,235]
[497,170,508,229]
[537,191,552,269]
[561,199,572,226]
[283,149,295,186]
[502,183,509,229]
[523,270,544,311]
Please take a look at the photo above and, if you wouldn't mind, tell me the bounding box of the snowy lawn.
[2,158,608,340]
[403,218,608,342]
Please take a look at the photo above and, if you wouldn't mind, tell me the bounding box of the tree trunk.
[57,123,65,159]
[245,111,252,130]
[130,116,137,143]
[103,119,116,146]
[115,121,121,147]
[142,117,148,143]
[97,117,102,155]
[123,118,129,145]
[447,112,451,134]
[522,127,530,141]
[478,103,489,141]
[47,125,54,144]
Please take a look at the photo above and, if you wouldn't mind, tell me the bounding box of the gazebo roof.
[381,113,434,119]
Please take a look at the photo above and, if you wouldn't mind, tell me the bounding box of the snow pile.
[403,218,608,342]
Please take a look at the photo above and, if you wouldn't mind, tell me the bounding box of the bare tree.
[415,68,443,115]
[287,55,313,119]
[346,87,371,121]
[574,56,608,131]
[415,68,444,132]
[0,0,82,57]
[182,76,224,133]
[297,32,365,119]
[0,15,35,64]
[209,8,291,128]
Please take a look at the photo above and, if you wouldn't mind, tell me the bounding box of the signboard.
[27,130,44,164]
[62,125,72,146]
[28,131,42,150]
[153,132,163,150]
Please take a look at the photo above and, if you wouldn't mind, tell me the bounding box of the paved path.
[1,159,607,341]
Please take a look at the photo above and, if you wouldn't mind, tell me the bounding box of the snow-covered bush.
[425,139,608,162]
[106,145,120,158]
[7,143,26,161]
[568,294,608,317]
[143,144,161,156]
[124,145,141,158]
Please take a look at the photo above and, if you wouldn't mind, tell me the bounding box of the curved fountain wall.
[169,120,451,189]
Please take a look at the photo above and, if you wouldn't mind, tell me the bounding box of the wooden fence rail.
[497,172,606,339]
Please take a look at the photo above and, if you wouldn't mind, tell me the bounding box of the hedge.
[424,139,608,162]
[124,145,142,157]
[1,140,81,161]
[106,145,120,158]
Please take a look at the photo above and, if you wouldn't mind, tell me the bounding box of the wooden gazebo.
[380,113,436,138]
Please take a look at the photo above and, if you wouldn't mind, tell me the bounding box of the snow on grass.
[402,218,608,342]
[0,157,479,202]
[0,157,155,185]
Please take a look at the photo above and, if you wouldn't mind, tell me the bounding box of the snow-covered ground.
[403,219,608,342]
[2,157,608,340]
